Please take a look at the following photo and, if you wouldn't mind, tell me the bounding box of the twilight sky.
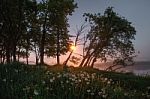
[68,0,150,61]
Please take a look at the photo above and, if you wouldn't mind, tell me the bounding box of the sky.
[68,0,150,61]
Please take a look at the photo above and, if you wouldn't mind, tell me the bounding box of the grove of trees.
[0,0,77,65]
[0,0,136,70]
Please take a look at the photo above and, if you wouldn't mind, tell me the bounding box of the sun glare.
[70,45,76,51]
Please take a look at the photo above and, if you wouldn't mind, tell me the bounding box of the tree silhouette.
[79,7,136,68]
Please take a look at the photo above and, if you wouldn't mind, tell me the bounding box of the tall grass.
[0,62,150,99]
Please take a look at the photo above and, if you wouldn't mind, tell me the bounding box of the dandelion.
[124,93,128,96]
[46,87,49,90]
[104,78,108,81]
[107,81,111,84]
[42,80,45,84]
[147,86,150,89]
[5,69,8,72]
[102,94,107,98]
[50,88,53,91]
[34,89,39,95]
[78,79,82,82]
[66,80,69,83]
[50,79,54,83]
[147,95,150,98]
[87,89,91,93]
[2,78,6,82]
[86,82,90,85]
[98,91,102,95]
[46,71,50,75]
[91,92,94,95]
[57,74,61,78]
[14,69,19,73]
[84,78,88,81]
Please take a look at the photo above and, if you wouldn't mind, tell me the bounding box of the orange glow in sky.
[70,45,76,51]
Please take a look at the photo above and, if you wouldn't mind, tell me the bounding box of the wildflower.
[107,81,111,84]
[84,78,88,81]
[104,78,108,81]
[42,80,45,84]
[2,78,6,82]
[91,92,94,95]
[14,69,19,73]
[46,71,50,75]
[87,89,91,93]
[86,82,90,85]
[34,90,39,95]
[98,91,102,95]
[52,77,55,80]
[50,79,54,83]
[78,79,82,82]
[50,88,53,91]
[46,87,49,90]
[147,95,150,98]
[57,74,61,78]
[102,94,107,98]
[124,93,128,96]
[5,69,8,72]
[66,80,69,83]
[147,86,150,89]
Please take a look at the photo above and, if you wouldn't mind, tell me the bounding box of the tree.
[37,0,77,65]
[79,7,136,68]
[0,0,34,63]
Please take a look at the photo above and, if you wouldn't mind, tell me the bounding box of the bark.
[26,48,28,65]
[40,14,47,65]
[6,46,10,63]
[87,56,93,67]
[13,45,16,62]
[56,29,60,65]
[90,57,97,68]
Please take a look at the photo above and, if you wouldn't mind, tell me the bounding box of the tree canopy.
[79,7,136,69]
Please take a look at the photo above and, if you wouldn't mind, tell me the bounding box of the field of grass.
[0,62,150,99]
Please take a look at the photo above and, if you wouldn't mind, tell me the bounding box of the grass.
[0,62,150,99]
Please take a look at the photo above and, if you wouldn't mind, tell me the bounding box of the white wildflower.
[34,90,39,95]
[50,79,54,83]
[87,89,91,93]
[98,91,102,95]
[66,80,69,83]
[102,94,107,98]
[86,82,90,85]
[42,80,45,84]
[78,79,82,82]
[91,92,94,95]
[2,78,6,82]
[14,69,19,73]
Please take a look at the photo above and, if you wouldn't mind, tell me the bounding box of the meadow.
[0,62,150,99]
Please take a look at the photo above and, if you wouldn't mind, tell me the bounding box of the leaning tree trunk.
[90,57,97,68]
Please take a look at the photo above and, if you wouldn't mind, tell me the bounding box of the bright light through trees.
[70,45,76,51]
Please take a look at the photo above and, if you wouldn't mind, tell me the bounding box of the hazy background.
[69,0,150,62]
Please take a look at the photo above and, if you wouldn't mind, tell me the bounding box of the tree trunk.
[40,15,47,65]
[6,46,10,63]
[13,45,16,62]
[87,56,93,67]
[36,56,39,65]
[56,29,60,65]
[26,48,28,65]
[90,57,97,68]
